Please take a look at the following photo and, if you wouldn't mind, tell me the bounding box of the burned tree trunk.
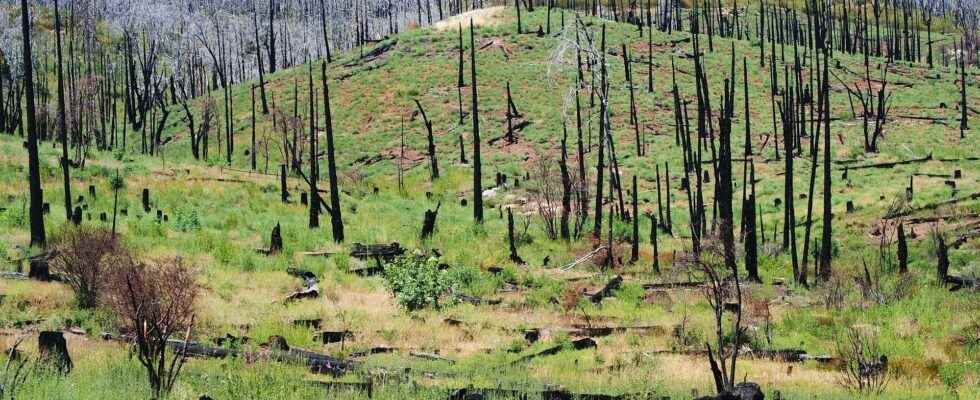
[649,214,659,273]
[55,0,71,223]
[470,20,484,224]
[38,331,72,374]
[937,234,949,286]
[308,65,320,229]
[270,223,283,254]
[559,123,572,240]
[630,176,639,264]
[421,203,441,239]
[321,63,344,242]
[897,222,908,274]
[507,208,523,264]
[414,99,439,181]
[21,0,45,247]
[280,164,290,203]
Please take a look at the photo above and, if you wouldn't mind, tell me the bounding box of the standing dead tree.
[414,99,439,181]
[321,63,345,242]
[21,0,45,247]
[834,62,892,153]
[470,19,484,224]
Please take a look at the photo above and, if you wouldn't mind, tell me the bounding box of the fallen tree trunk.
[844,152,933,170]
[589,275,623,303]
[512,337,596,364]
[887,191,980,219]
[101,333,355,376]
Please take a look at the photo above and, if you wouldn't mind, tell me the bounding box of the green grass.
[1,6,979,399]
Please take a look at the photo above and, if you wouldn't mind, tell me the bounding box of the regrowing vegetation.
[1,0,979,399]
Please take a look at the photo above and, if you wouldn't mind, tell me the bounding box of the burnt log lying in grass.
[589,275,623,303]
[944,275,980,291]
[317,330,353,344]
[284,266,319,302]
[844,152,933,170]
[349,242,406,276]
[102,333,354,376]
[351,243,404,259]
[886,191,980,219]
[448,387,641,400]
[695,382,764,400]
[455,293,502,306]
[512,338,596,364]
[566,325,666,338]
[642,280,707,290]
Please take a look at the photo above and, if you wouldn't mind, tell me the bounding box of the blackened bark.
[280,164,290,203]
[322,63,344,242]
[560,122,571,240]
[414,99,439,180]
[21,0,45,247]
[308,65,320,229]
[54,0,71,223]
[507,208,523,264]
[897,222,908,274]
[470,20,484,224]
[630,175,639,264]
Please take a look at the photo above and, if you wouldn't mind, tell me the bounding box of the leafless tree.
[104,256,199,398]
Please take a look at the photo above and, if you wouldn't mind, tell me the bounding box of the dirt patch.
[432,6,508,32]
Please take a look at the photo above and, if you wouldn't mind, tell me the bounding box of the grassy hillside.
[1,6,979,399]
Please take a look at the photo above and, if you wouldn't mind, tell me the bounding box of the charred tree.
[54,0,71,223]
[414,99,439,181]
[470,19,484,224]
[321,63,344,242]
[21,0,45,247]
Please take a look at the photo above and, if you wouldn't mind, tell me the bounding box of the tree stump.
[301,192,309,206]
[421,203,441,239]
[270,223,283,254]
[38,331,72,374]
[280,164,290,203]
[28,258,51,281]
[142,188,151,212]
[71,206,82,225]
[88,184,96,199]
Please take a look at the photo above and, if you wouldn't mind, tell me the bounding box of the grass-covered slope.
[1,6,979,400]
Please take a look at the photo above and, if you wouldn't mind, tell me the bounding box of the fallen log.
[409,351,455,364]
[843,152,933,171]
[447,387,636,400]
[455,293,502,306]
[513,338,596,364]
[886,191,980,219]
[945,275,980,291]
[350,243,404,259]
[349,243,405,276]
[102,334,357,375]
[642,281,707,290]
[589,275,623,304]
[567,325,666,338]
[0,271,27,280]
[317,331,353,344]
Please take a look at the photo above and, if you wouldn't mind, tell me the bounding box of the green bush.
[383,255,452,311]
[173,207,202,232]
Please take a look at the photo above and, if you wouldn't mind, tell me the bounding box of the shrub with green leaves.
[383,255,451,311]
[173,206,202,232]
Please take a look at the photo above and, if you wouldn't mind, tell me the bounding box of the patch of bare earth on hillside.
[432,6,507,31]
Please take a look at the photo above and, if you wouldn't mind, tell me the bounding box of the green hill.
[0,6,978,400]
